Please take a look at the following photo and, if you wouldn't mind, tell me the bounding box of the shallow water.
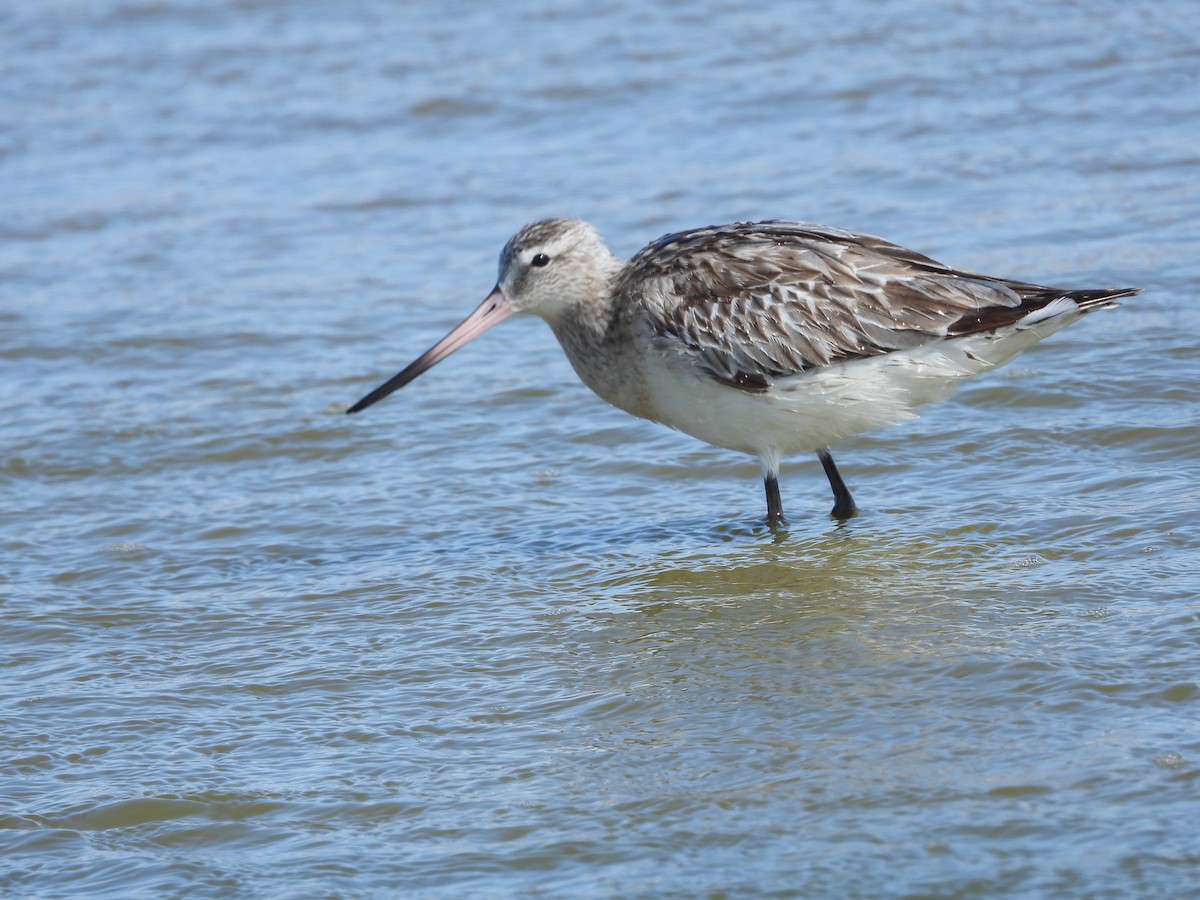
[3,0,1200,896]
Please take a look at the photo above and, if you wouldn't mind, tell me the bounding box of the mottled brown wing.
[618,221,1068,387]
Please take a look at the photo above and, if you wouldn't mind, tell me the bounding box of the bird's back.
[615,221,1137,391]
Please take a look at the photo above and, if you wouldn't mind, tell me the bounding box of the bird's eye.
[531,253,551,268]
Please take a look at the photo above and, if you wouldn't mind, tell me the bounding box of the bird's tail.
[1067,286,1141,312]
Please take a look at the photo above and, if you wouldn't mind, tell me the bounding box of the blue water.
[3,0,1200,896]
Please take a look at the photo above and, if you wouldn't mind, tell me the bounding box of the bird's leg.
[764,473,785,527]
[818,448,858,520]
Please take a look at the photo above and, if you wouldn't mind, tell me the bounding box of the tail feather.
[1071,286,1141,310]
[949,285,1140,337]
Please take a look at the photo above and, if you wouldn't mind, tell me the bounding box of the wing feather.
[617,221,1124,387]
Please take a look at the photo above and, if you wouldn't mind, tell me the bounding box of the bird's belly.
[638,330,1045,456]
[640,360,902,455]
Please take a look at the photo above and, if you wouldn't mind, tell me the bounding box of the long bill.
[346,286,514,414]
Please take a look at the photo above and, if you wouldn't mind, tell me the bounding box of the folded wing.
[620,221,1131,389]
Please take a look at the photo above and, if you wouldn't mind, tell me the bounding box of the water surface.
[3,0,1200,895]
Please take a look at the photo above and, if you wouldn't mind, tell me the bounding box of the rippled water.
[4,0,1200,895]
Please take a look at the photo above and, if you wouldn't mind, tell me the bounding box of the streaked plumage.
[348,218,1137,524]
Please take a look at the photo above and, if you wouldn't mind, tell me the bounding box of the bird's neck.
[542,265,651,418]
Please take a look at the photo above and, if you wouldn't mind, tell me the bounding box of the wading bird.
[348,219,1136,525]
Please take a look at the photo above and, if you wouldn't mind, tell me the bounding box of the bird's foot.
[830,500,858,521]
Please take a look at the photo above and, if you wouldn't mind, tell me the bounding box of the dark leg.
[764,473,786,527]
[818,448,858,520]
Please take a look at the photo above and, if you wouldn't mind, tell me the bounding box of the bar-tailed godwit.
[348,219,1137,525]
